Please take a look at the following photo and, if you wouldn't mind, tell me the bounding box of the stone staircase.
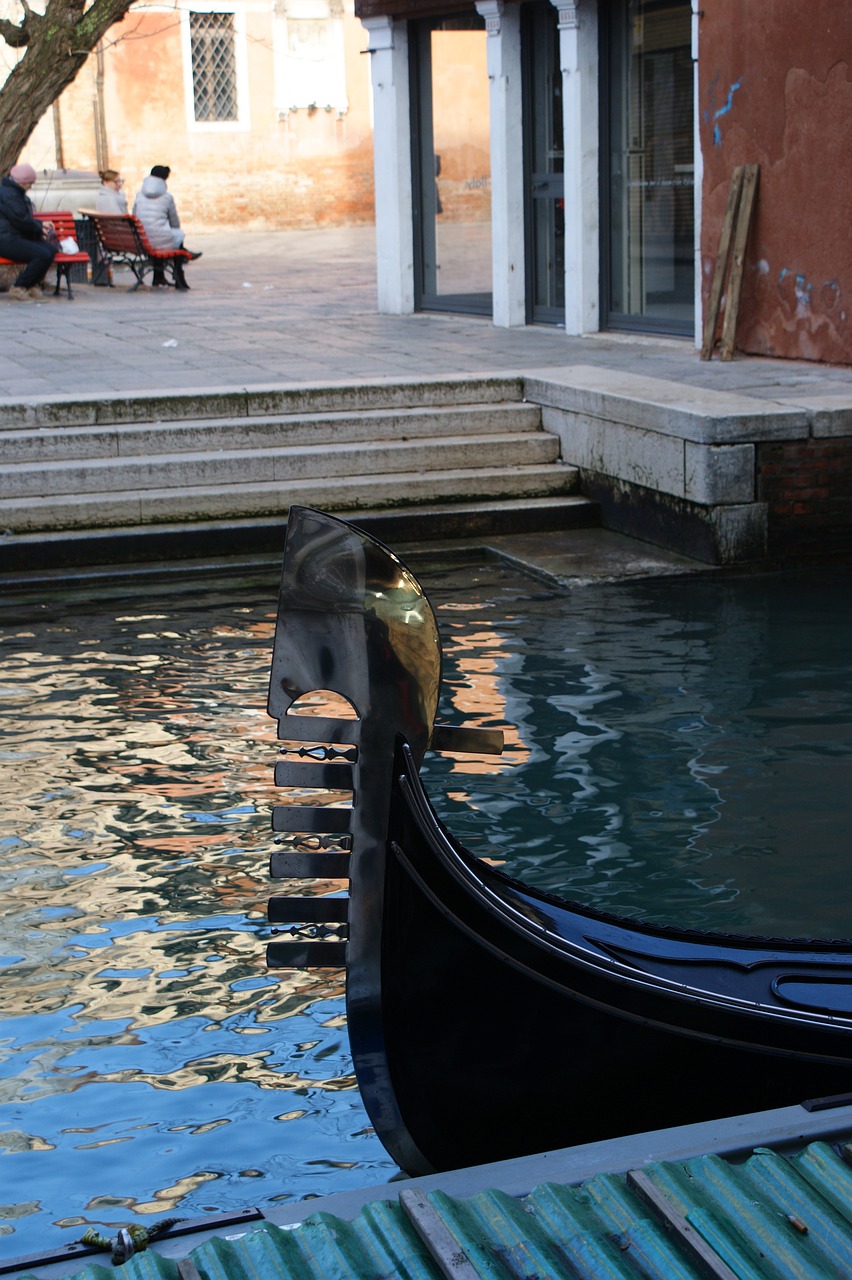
[0,375,599,571]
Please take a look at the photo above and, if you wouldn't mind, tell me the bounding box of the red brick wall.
[699,1,852,365]
[757,436,852,555]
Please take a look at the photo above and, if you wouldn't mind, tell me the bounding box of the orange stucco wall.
[699,1,852,364]
[51,0,376,230]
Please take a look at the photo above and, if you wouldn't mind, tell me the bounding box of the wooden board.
[719,164,760,361]
[701,166,744,360]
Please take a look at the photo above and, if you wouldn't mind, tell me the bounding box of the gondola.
[265,506,852,1177]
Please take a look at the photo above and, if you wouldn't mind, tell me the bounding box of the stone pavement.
[3,225,852,403]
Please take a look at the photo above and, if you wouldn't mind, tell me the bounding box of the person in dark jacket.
[0,163,57,302]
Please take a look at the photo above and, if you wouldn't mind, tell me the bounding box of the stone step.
[0,461,581,533]
[0,496,601,575]
[0,431,559,501]
[0,374,527,430]
[1,401,543,465]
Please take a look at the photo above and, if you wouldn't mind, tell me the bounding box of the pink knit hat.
[10,163,37,184]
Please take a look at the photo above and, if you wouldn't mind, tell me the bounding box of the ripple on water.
[1,561,851,1257]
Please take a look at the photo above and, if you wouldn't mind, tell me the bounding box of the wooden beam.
[399,1189,482,1280]
[701,165,743,360]
[719,163,760,361]
[627,1169,742,1280]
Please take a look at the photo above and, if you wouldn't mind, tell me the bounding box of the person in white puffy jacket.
[132,165,201,289]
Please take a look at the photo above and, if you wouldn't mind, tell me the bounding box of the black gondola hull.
[267,509,852,1177]
[364,745,852,1172]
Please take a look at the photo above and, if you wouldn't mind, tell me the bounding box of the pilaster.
[550,0,599,335]
[475,0,525,327]
[362,16,414,315]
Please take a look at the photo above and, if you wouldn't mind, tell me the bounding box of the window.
[190,11,238,122]
[272,0,348,118]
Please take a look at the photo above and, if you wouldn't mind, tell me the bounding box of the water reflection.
[1,559,850,1257]
[426,560,852,937]
[0,577,389,1258]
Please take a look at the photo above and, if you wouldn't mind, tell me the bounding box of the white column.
[691,0,702,349]
[362,16,414,315]
[551,0,599,335]
[475,0,526,327]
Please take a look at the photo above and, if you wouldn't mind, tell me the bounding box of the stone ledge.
[524,366,811,443]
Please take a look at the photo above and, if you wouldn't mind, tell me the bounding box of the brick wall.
[757,436,852,557]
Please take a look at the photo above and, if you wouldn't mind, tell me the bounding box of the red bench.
[79,211,192,290]
[0,210,90,299]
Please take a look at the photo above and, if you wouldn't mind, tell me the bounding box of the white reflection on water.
[1,558,850,1258]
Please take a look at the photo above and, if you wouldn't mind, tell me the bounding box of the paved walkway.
[2,226,852,403]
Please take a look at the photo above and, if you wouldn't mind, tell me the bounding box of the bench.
[79,211,192,290]
[0,210,90,299]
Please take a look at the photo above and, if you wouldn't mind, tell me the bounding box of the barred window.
[190,12,238,122]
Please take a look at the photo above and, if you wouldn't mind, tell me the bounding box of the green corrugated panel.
[14,1138,852,1280]
[15,1257,178,1280]
[639,1149,847,1280]
[744,1146,852,1275]
[530,1180,700,1280]
[791,1140,852,1225]
[192,1210,439,1280]
[635,1161,769,1280]
[429,1185,584,1278]
[523,1179,644,1278]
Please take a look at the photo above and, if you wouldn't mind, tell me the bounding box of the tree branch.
[0,12,30,46]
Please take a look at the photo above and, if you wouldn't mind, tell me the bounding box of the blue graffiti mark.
[712,80,742,146]
[779,268,788,281]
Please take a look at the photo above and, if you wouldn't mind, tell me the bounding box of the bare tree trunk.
[0,0,135,174]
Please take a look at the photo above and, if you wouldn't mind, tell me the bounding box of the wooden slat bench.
[0,211,90,299]
[79,211,192,290]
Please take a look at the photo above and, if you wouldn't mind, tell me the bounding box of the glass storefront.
[523,1,565,324]
[411,15,493,315]
[603,0,694,334]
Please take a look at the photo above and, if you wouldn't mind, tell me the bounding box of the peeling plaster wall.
[44,0,376,231]
[699,1,852,365]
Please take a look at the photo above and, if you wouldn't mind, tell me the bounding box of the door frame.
[409,13,493,317]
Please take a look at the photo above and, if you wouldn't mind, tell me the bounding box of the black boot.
[151,269,168,287]
[173,261,190,291]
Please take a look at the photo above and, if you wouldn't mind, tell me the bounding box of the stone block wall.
[524,366,852,567]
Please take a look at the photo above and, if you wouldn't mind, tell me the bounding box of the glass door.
[603,0,694,334]
[523,1,564,325]
[411,15,492,315]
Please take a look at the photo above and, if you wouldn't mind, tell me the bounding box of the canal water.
[1,555,850,1258]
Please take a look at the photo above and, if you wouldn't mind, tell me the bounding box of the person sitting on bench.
[132,165,201,290]
[95,169,129,215]
[0,163,58,302]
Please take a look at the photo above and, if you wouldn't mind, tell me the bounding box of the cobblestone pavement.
[2,226,851,402]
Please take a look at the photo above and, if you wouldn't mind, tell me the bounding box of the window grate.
[190,11,238,122]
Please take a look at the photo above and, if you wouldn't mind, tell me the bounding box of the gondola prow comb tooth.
[429,724,505,756]
[271,804,352,834]
[269,849,351,880]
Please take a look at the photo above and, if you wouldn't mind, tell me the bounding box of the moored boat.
[266,507,852,1175]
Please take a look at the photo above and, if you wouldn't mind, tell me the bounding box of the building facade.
[4,0,848,362]
[358,0,851,364]
[9,0,377,231]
